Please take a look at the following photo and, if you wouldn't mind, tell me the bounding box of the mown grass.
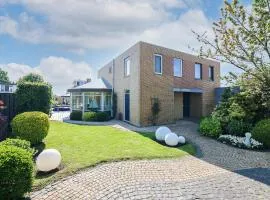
[34,121,195,190]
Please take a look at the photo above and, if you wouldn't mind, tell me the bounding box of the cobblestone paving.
[30,120,270,199]
[30,156,270,200]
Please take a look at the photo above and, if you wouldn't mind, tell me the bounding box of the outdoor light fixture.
[155,126,171,141]
[165,133,179,146]
[36,149,61,172]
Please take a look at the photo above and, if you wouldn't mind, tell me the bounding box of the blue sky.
[0,0,250,94]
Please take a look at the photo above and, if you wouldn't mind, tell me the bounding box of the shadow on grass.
[137,131,196,156]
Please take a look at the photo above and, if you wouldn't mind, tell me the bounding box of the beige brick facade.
[99,41,220,127]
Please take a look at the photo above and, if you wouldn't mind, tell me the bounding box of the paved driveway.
[30,120,270,199]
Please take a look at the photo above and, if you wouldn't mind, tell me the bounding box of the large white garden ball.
[165,133,179,146]
[178,136,186,144]
[36,149,61,172]
[155,126,172,141]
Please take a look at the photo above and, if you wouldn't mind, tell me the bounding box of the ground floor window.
[71,91,112,112]
[72,93,83,110]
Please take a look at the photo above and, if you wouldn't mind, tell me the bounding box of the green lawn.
[34,121,195,189]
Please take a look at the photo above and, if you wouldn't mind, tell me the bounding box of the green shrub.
[226,120,252,137]
[70,110,82,121]
[16,81,52,114]
[0,145,33,199]
[95,112,109,122]
[82,112,109,122]
[252,119,270,148]
[82,112,96,121]
[0,138,34,155]
[199,117,222,138]
[11,112,49,145]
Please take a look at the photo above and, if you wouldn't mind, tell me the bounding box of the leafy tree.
[0,68,9,83]
[18,73,44,83]
[193,0,270,85]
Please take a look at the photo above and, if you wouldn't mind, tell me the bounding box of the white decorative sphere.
[165,133,179,146]
[155,126,172,141]
[178,136,186,144]
[36,149,61,172]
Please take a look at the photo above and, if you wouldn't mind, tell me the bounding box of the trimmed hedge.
[16,82,52,114]
[82,112,109,122]
[0,138,34,155]
[252,118,270,148]
[11,112,49,145]
[0,145,33,199]
[199,117,222,138]
[70,110,82,121]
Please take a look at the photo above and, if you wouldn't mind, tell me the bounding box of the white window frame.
[154,54,163,75]
[124,57,130,77]
[195,63,202,80]
[173,58,183,77]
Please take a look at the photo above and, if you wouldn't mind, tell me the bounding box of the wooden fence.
[0,93,16,141]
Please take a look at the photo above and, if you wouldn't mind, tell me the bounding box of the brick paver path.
[30,120,270,199]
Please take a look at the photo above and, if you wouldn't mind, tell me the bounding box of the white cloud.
[0,57,95,95]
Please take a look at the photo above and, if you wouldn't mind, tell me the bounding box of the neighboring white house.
[0,82,16,93]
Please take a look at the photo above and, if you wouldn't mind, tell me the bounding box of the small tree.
[0,68,9,83]
[151,97,161,125]
[18,73,44,83]
[193,0,270,85]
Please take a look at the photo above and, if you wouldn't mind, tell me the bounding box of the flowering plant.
[218,134,264,150]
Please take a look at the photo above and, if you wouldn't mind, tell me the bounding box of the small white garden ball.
[155,126,172,141]
[36,149,61,172]
[165,132,179,146]
[178,136,186,144]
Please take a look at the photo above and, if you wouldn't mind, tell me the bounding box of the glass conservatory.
[68,78,112,114]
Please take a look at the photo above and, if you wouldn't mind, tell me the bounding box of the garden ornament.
[243,132,252,147]
[165,132,179,146]
[178,136,186,144]
[155,126,171,141]
[36,149,62,172]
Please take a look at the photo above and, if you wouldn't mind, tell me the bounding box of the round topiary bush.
[70,110,82,121]
[95,112,109,121]
[226,120,252,136]
[199,117,222,138]
[0,145,33,199]
[11,111,49,145]
[0,138,34,155]
[252,118,270,148]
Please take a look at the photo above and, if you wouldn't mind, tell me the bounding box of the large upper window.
[124,57,130,76]
[154,54,162,74]
[209,66,214,81]
[173,58,183,77]
[195,63,202,80]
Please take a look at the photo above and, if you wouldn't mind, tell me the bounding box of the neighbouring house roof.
[67,78,112,92]
[173,87,203,93]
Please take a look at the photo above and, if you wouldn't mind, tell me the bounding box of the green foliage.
[16,81,52,114]
[0,138,34,155]
[0,145,33,199]
[11,112,49,145]
[226,120,252,136]
[18,73,44,83]
[252,119,270,148]
[0,68,9,83]
[199,117,222,138]
[151,98,161,125]
[82,112,109,122]
[70,110,82,121]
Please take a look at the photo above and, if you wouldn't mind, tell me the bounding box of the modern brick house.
[69,41,220,127]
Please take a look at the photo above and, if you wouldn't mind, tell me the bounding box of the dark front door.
[183,93,190,117]
[124,91,130,121]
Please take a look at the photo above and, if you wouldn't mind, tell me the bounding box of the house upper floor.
[0,82,17,93]
[98,41,220,89]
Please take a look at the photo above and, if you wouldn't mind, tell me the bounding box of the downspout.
[111,59,115,117]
